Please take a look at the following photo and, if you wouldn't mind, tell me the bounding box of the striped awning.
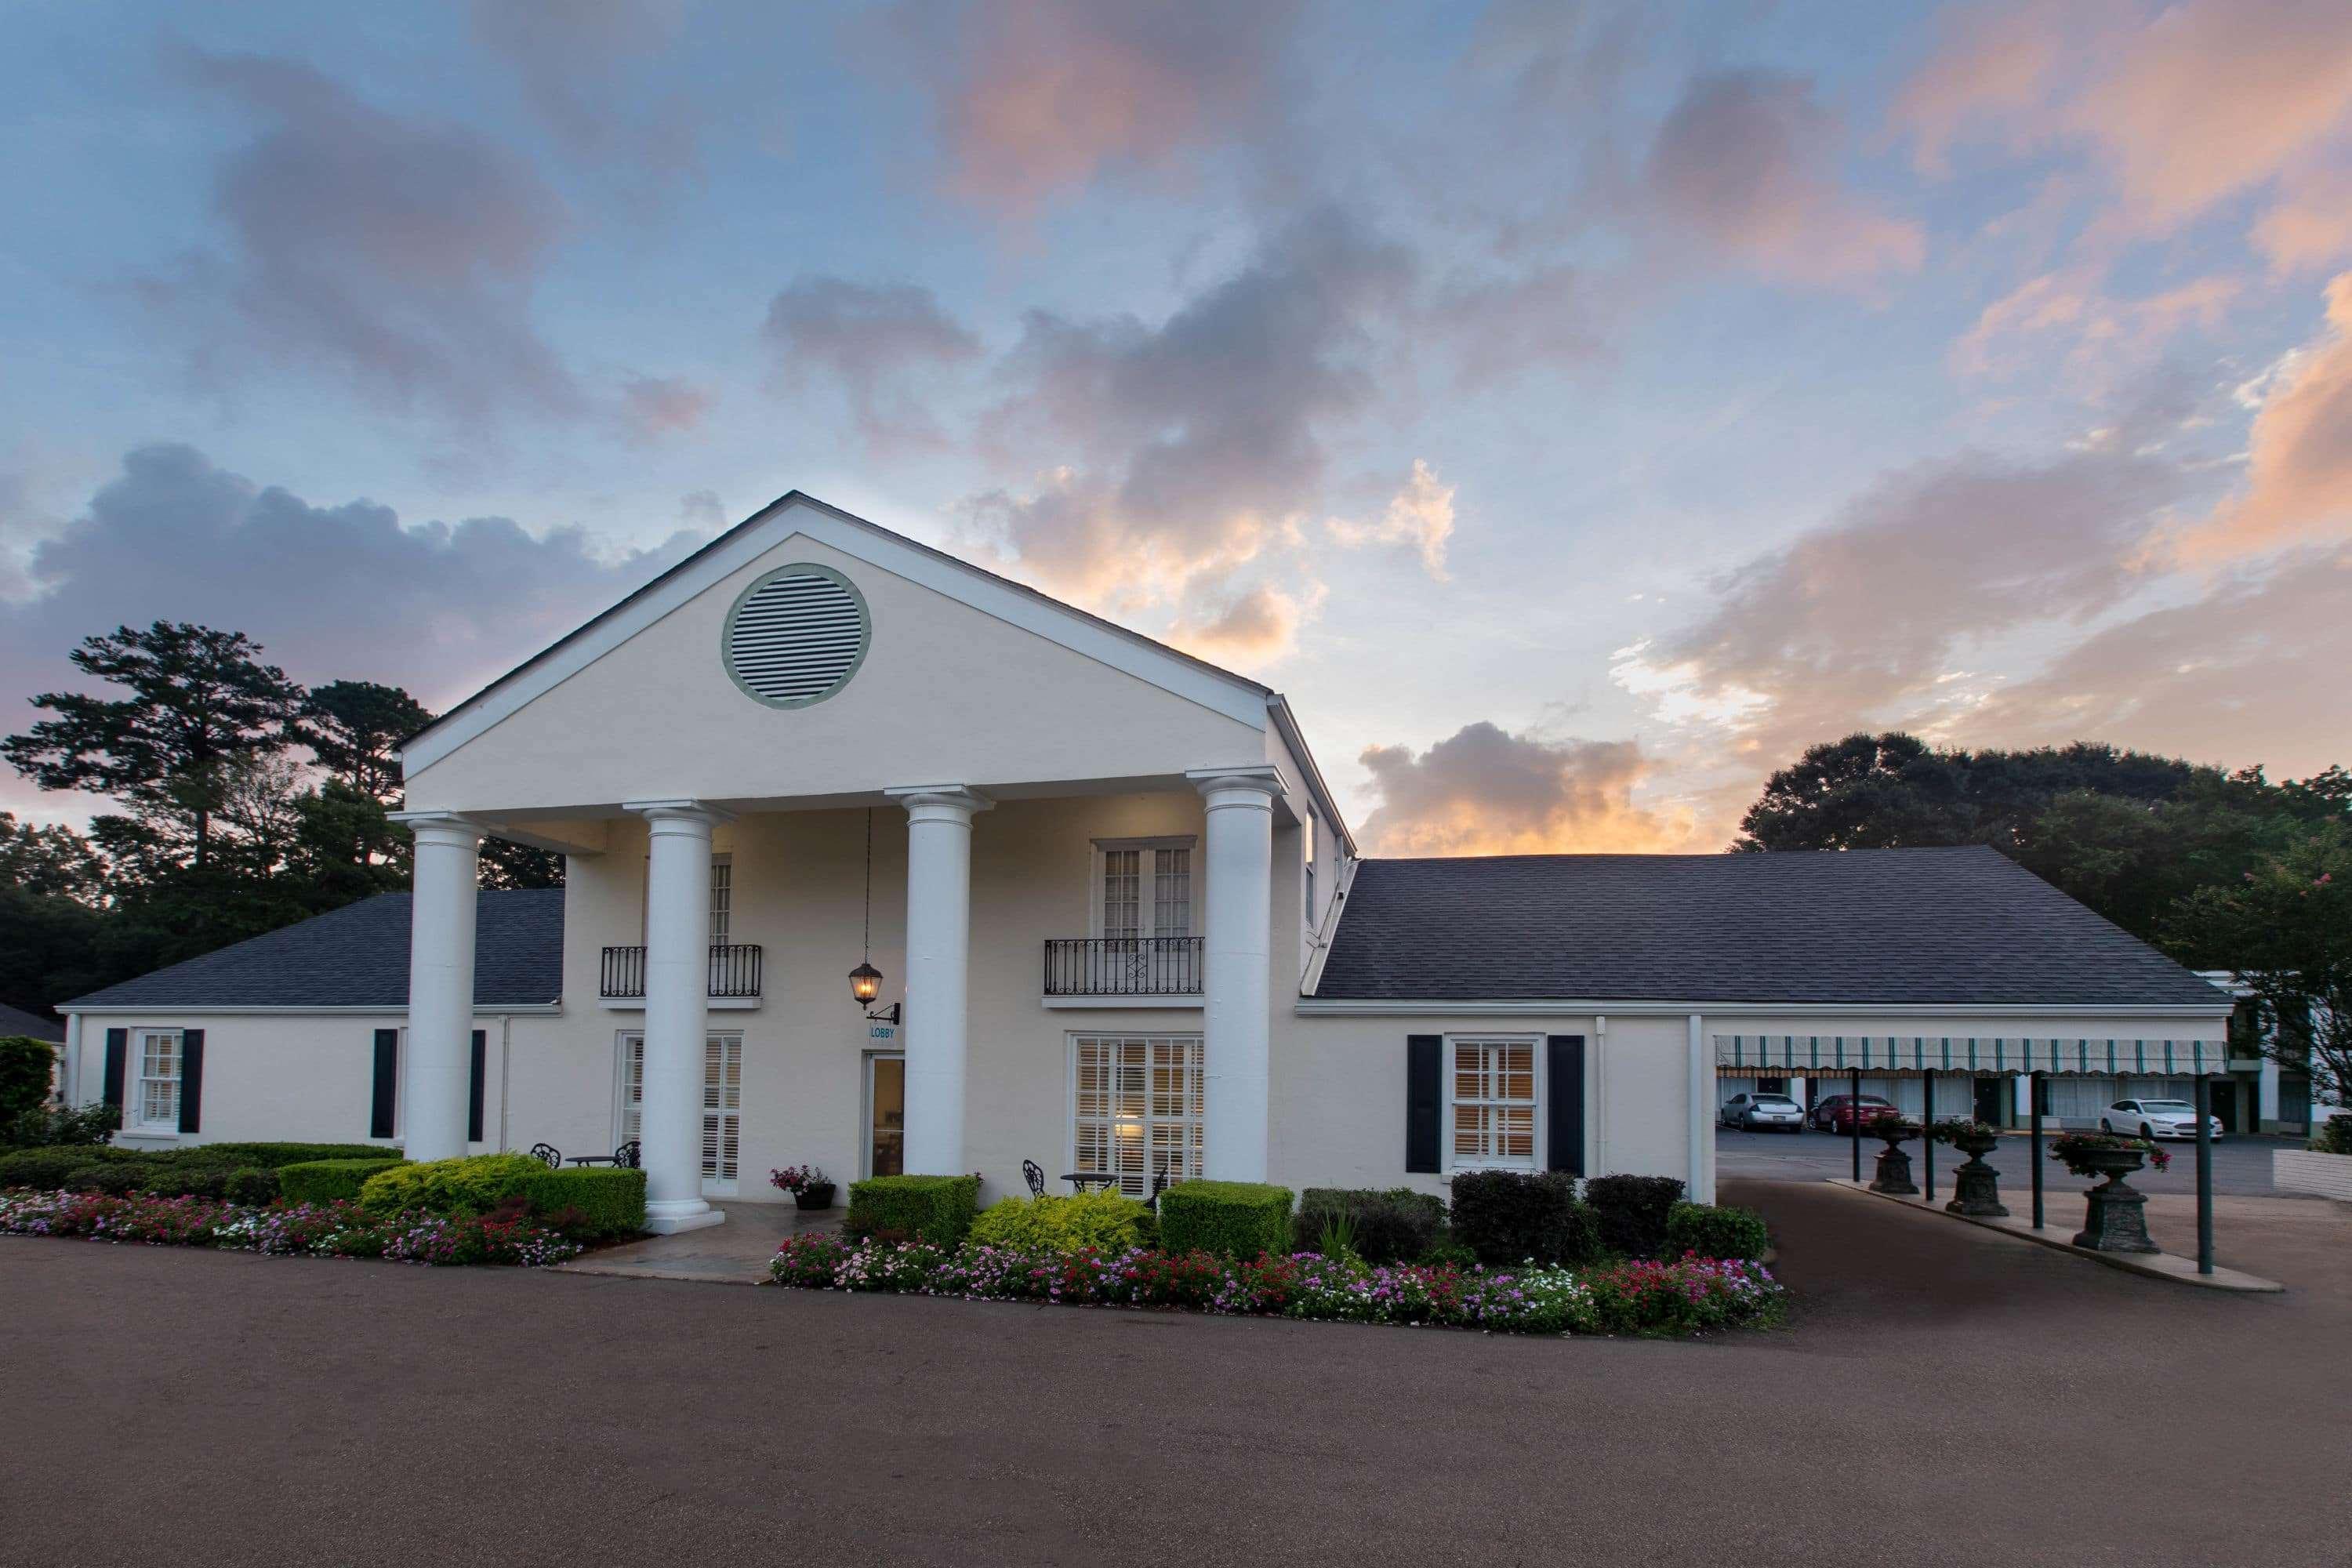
[1714,1034,2231,1077]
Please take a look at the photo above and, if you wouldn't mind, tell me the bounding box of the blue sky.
[5,0,2350,851]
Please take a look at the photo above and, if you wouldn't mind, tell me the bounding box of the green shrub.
[280,1158,408,1205]
[845,1174,981,1246]
[517,1167,646,1238]
[360,1151,549,1215]
[170,1142,393,1168]
[64,1160,148,1196]
[1582,1174,1687,1258]
[971,1190,1155,1254]
[0,1036,56,1127]
[1295,1187,1446,1265]
[1446,1171,1601,1267]
[1155,1181,1294,1259]
[1663,1201,1769,1261]
[222,1167,281,1206]
[2311,1114,2352,1156]
[2,1101,121,1148]
[0,1144,135,1190]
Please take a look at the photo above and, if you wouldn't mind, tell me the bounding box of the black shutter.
[176,1029,205,1134]
[102,1029,127,1112]
[369,1029,398,1139]
[1546,1034,1585,1175]
[467,1030,487,1145]
[1405,1034,1442,1174]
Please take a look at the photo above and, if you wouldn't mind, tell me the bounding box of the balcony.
[600,943,764,1007]
[1044,937,1203,1000]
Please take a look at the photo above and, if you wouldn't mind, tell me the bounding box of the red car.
[1811,1094,1897,1133]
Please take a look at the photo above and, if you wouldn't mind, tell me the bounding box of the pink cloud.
[1356,724,1697,855]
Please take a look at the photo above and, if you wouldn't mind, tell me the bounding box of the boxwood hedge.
[1155,1180,1294,1259]
[845,1174,980,1246]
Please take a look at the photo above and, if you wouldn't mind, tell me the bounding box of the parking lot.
[1715,1125,2298,1196]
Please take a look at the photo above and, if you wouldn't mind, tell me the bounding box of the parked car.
[2100,1099,2222,1141]
[1810,1094,1898,1133]
[1720,1092,1806,1132]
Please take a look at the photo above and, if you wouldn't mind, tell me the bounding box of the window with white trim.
[134,1028,183,1131]
[616,1032,742,1188]
[1094,838,1194,938]
[1449,1036,1537,1171]
[1072,1035,1202,1198]
[709,854,733,946]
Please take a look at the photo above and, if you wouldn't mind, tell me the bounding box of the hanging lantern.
[848,961,884,1006]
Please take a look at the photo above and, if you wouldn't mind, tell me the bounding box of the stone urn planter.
[1938,1125,2008,1218]
[1867,1120,1921,1196]
[2056,1143,2159,1253]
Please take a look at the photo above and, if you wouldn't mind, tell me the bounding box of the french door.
[864,1052,905,1178]
[617,1031,742,1196]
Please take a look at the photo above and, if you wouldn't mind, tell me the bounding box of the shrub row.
[971,1190,1156,1254]
[770,1232,1786,1338]
[1663,1201,1769,1262]
[1294,1187,1446,1265]
[0,1189,582,1267]
[279,1159,408,1205]
[0,1141,405,1207]
[845,1174,982,1245]
[1447,1171,1602,1266]
[356,1152,645,1238]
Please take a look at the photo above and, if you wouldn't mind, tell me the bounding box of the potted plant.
[770,1164,836,1210]
[1930,1119,2007,1218]
[1864,1112,1922,1196]
[2049,1132,2168,1252]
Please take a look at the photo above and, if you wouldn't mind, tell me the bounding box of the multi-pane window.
[1098,840,1192,938]
[135,1029,182,1130]
[1073,1035,1203,1198]
[618,1032,742,1185]
[1102,849,1142,938]
[709,855,732,945]
[1450,1037,1537,1171]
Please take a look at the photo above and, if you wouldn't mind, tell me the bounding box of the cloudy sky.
[5,0,2350,853]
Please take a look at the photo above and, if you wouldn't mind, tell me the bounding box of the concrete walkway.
[556,1200,836,1283]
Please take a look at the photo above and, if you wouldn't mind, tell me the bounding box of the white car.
[1720,1092,1805,1132]
[2100,1099,2221,1141]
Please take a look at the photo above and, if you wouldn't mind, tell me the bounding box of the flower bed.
[768,1232,1784,1338]
[0,1188,583,1267]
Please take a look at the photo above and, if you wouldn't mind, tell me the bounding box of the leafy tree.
[2165,825,2352,1112]
[480,837,564,890]
[2,622,303,870]
[298,681,433,802]
[0,812,108,905]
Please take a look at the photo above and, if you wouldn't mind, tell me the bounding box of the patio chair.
[615,1139,641,1169]
[1149,1166,1171,1212]
[1022,1159,1046,1198]
[528,1142,561,1169]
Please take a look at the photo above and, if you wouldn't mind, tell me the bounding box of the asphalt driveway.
[3,1179,2345,1568]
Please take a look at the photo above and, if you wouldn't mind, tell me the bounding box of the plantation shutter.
[467,1030,487,1144]
[176,1029,205,1134]
[369,1029,398,1138]
[1405,1034,1441,1174]
[102,1028,128,1112]
[1545,1035,1584,1176]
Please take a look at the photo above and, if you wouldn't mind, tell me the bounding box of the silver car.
[1721,1092,1805,1133]
[2100,1098,2221,1141]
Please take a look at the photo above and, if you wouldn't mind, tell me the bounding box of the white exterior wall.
[60,1011,549,1153]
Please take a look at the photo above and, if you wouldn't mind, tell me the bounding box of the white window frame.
[614,1030,743,1196]
[1444,1034,1543,1174]
[1088,837,1198,939]
[132,1027,184,1133]
[709,853,733,946]
[1068,1033,1204,1200]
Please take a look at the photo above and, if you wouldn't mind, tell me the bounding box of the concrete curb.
[1824,1178,2285,1293]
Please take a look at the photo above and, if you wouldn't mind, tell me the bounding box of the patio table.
[1061,1171,1120,1192]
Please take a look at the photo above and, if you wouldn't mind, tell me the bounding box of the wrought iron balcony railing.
[1043,937,1203,996]
[600,943,764,1000]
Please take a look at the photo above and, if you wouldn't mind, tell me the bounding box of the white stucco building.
[55,492,2238,1229]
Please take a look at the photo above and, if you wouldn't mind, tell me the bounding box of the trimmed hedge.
[0,1145,134,1191]
[517,1167,646,1238]
[1156,1180,1294,1259]
[1295,1187,1446,1265]
[281,1158,408,1205]
[846,1174,981,1246]
[1447,1171,1601,1267]
[971,1190,1155,1254]
[359,1152,547,1215]
[1583,1174,1686,1259]
[177,1142,391,1167]
[1663,1201,1769,1262]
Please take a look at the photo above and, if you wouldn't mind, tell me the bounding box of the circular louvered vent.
[721,564,870,708]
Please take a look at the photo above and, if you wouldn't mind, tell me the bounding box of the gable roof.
[0,1001,65,1042]
[1314,846,2229,1009]
[61,890,564,1012]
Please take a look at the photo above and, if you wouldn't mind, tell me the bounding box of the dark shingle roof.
[0,1001,66,1042]
[1316,847,2228,1008]
[62,890,564,1011]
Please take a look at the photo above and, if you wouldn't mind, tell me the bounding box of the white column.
[61,1014,82,1106]
[887,786,989,1177]
[1788,1075,1806,1114]
[627,800,731,1234]
[2259,1056,2281,1132]
[2014,1073,2034,1127]
[1686,1014,1711,1203]
[393,813,481,1163]
[1190,766,1281,1184]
